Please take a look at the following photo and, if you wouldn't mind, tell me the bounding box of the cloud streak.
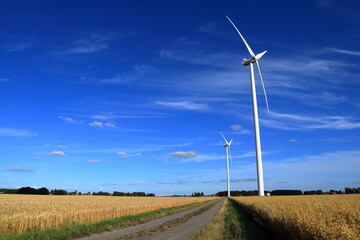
[88,159,102,163]
[2,42,32,52]
[0,128,37,137]
[155,101,210,111]
[331,48,360,56]
[37,151,66,156]
[170,151,197,158]
[262,111,360,131]
[7,167,34,172]
[55,34,111,55]
[118,152,142,158]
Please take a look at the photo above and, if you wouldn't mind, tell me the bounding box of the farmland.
[0,194,216,236]
[232,195,360,240]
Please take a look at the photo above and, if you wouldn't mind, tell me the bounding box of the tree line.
[0,187,155,196]
[216,187,360,196]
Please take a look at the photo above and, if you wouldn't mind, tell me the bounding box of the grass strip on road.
[115,201,218,239]
[191,198,270,240]
[0,200,215,240]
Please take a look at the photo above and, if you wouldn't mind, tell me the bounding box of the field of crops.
[232,195,360,240]
[0,194,216,236]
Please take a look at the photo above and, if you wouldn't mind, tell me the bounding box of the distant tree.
[112,191,125,196]
[51,189,68,195]
[316,190,323,195]
[345,187,360,194]
[133,192,146,196]
[17,187,38,195]
[271,190,303,196]
[0,188,18,194]
[37,187,49,195]
[93,191,111,196]
[216,190,258,196]
[192,192,203,197]
[147,193,155,196]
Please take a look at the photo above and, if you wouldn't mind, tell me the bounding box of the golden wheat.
[232,195,360,240]
[0,194,216,236]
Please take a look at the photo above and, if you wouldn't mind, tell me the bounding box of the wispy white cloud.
[55,34,110,55]
[179,152,256,163]
[89,121,103,127]
[37,151,66,156]
[127,182,150,186]
[263,111,360,131]
[230,125,242,131]
[98,75,130,84]
[152,180,194,185]
[88,159,102,163]
[331,48,360,56]
[88,121,116,128]
[51,151,65,156]
[155,101,210,111]
[104,122,116,128]
[160,48,239,69]
[198,21,227,36]
[118,152,141,158]
[170,151,197,159]
[92,115,113,120]
[7,167,34,172]
[220,178,257,183]
[59,116,76,123]
[228,124,252,134]
[158,40,356,107]
[81,64,157,85]
[0,78,10,83]
[2,42,32,52]
[265,150,360,184]
[0,128,37,137]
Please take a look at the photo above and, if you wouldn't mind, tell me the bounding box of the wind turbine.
[220,132,233,197]
[226,16,268,196]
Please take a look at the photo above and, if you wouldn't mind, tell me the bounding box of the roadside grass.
[190,198,227,240]
[192,198,270,240]
[0,200,214,240]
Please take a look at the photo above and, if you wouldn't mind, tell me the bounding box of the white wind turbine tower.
[226,16,268,196]
[220,132,233,197]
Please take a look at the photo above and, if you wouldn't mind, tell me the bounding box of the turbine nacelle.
[242,50,267,66]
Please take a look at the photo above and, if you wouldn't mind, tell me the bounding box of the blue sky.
[1,0,359,195]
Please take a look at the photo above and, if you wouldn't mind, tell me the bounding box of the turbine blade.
[255,50,267,60]
[226,16,255,57]
[255,60,270,112]
[228,139,233,146]
[220,132,229,144]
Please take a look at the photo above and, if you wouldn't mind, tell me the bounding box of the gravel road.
[76,199,224,240]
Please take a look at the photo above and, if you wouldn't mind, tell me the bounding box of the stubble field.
[0,194,216,236]
[232,195,360,240]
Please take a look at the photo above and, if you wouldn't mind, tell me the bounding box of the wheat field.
[232,195,360,240]
[0,194,216,236]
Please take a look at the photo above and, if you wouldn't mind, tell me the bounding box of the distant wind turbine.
[226,16,268,196]
[220,132,233,197]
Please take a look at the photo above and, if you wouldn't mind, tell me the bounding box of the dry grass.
[232,195,360,240]
[190,198,227,240]
[0,194,216,236]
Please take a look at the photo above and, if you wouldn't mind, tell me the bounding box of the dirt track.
[76,199,224,240]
